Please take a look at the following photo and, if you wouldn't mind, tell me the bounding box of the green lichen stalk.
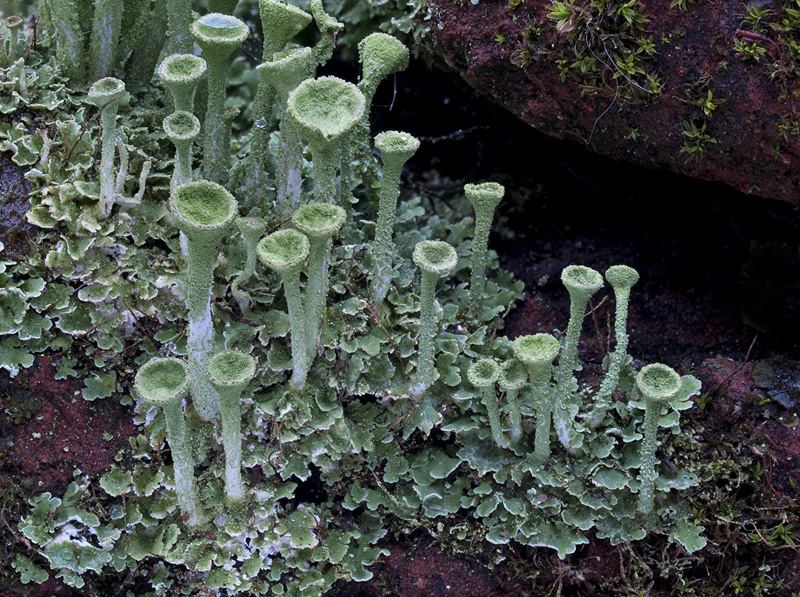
[85,77,126,218]
[410,240,458,397]
[256,47,314,220]
[244,0,311,208]
[287,76,366,206]
[45,0,86,83]
[158,54,207,112]
[221,104,239,181]
[257,229,311,391]
[469,359,507,448]
[371,131,420,309]
[3,16,24,64]
[163,110,200,189]
[89,0,122,80]
[635,363,682,514]
[499,358,528,445]
[309,0,343,67]
[192,13,249,184]
[589,265,640,426]
[465,182,505,319]
[134,358,205,525]
[231,215,267,310]
[352,33,409,164]
[169,181,238,420]
[513,334,560,459]
[124,0,168,90]
[208,350,256,502]
[293,203,346,360]
[209,0,239,14]
[166,0,193,54]
[554,265,604,450]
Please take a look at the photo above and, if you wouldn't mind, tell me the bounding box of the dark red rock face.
[0,152,32,258]
[426,0,800,204]
[0,357,136,493]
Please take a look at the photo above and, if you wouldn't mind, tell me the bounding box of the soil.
[2,57,800,596]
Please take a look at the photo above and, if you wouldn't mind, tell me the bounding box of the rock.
[425,0,800,204]
[0,151,31,258]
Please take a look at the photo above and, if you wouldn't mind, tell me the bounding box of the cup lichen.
[5,5,709,591]
[163,110,201,189]
[287,76,366,205]
[191,13,249,184]
[158,54,207,113]
[464,181,505,319]
[513,333,560,458]
[134,357,205,526]
[85,77,126,218]
[635,362,683,514]
[410,240,458,397]
[371,131,420,309]
[208,349,256,502]
[169,180,239,421]
[293,203,346,361]
[555,264,604,449]
[257,229,311,391]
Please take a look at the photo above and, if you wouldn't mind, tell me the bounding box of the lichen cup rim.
[86,76,126,106]
[163,110,201,141]
[4,15,23,28]
[263,46,313,68]
[358,32,410,76]
[464,181,505,210]
[257,228,310,270]
[134,357,190,404]
[158,53,207,84]
[208,350,257,387]
[191,13,250,47]
[561,264,604,293]
[512,333,560,365]
[287,76,366,142]
[292,203,346,239]
[636,363,682,403]
[605,264,640,289]
[255,46,313,85]
[499,359,528,390]
[468,358,500,388]
[375,130,420,160]
[412,240,458,277]
[169,180,238,231]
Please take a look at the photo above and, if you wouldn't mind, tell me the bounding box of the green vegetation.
[539,0,662,100]
[680,119,718,159]
[735,0,800,103]
[0,2,719,595]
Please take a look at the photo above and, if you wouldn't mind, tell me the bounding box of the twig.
[708,335,757,398]
[212,299,260,327]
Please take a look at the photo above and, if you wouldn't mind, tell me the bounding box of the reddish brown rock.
[0,357,136,493]
[0,152,32,258]
[425,0,800,204]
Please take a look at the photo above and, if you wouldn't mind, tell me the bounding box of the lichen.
[3,2,708,594]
